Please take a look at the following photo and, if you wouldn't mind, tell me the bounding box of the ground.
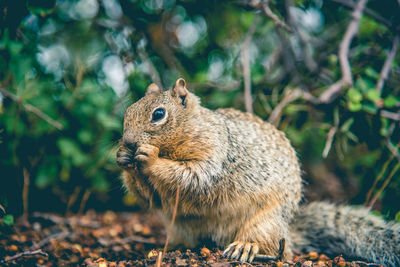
[0,211,382,266]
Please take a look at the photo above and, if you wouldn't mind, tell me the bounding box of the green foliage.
[1,215,14,227]
[396,211,400,223]
[0,0,399,218]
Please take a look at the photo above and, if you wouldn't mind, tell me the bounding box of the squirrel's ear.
[145,83,161,95]
[171,78,189,107]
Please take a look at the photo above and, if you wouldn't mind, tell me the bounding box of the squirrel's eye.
[152,108,166,122]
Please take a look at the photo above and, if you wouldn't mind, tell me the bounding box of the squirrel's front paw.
[135,144,159,174]
[223,241,259,263]
[116,147,135,169]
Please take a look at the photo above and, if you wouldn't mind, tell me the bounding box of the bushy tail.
[290,202,400,266]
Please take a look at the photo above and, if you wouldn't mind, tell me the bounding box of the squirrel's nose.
[122,133,138,151]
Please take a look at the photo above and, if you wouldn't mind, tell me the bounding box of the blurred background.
[0,0,399,224]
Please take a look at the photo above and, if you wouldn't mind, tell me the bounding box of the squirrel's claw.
[222,241,259,263]
[222,241,237,258]
[116,147,134,169]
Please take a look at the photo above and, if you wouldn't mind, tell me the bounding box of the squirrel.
[116,78,400,266]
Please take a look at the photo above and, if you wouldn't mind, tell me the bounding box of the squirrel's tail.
[290,202,400,266]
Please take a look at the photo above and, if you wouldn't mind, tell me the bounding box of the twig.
[66,64,86,109]
[366,156,395,206]
[155,251,163,267]
[31,212,102,229]
[241,16,260,113]
[353,261,382,267]
[162,186,180,254]
[322,126,338,158]
[365,140,400,205]
[119,235,160,245]
[285,0,317,72]
[268,88,302,125]
[78,189,91,215]
[328,0,392,28]
[0,88,63,130]
[0,203,5,216]
[319,0,368,104]
[254,239,285,262]
[66,186,81,215]
[30,230,70,250]
[318,79,346,104]
[22,167,30,221]
[376,35,400,92]
[263,47,282,72]
[380,110,400,121]
[369,160,400,208]
[0,249,48,264]
[161,185,180,266]
[247,0,293,32]
[339,0,368,85]
[385,139,400,161]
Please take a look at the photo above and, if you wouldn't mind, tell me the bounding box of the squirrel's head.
[120,78,202,160]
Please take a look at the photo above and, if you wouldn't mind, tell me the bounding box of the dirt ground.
[0,211,382,266]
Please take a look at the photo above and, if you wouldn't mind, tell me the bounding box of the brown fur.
[116,79,399,266]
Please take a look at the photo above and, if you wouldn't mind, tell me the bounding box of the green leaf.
[396,211,400,223]
[35,164,57,188]
[57,138,87,166]
[355,77,374,92]
[362,102,378,114]
[340,118,354,132]
[93,175,110,192]
[345,131,359,142]
[380,117,389,136]
[365,89,380,102]
[9,41,24,55]
[348,101,362,112]
[383,96,398,108]
[2,214,14,226]
[365,67,379,79]
[96,113,121,130]
[347,88,362,103]
[333,107,339,126]
[328,54,338,66]
[78,130,93,144]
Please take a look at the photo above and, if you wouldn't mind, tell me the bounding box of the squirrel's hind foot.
[222,241,259,263]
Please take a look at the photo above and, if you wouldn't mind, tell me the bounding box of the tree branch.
[380,110,400,121]
[0,88,63,130]
[329,0,392,29]
[376,34,400,92]
[318,80,345,103]
[318,0,368,104]
[322,126,338,158]
[245,0,293,32]
[339,0,368,85]
[268,88,302,125]
[241,16,260,113]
